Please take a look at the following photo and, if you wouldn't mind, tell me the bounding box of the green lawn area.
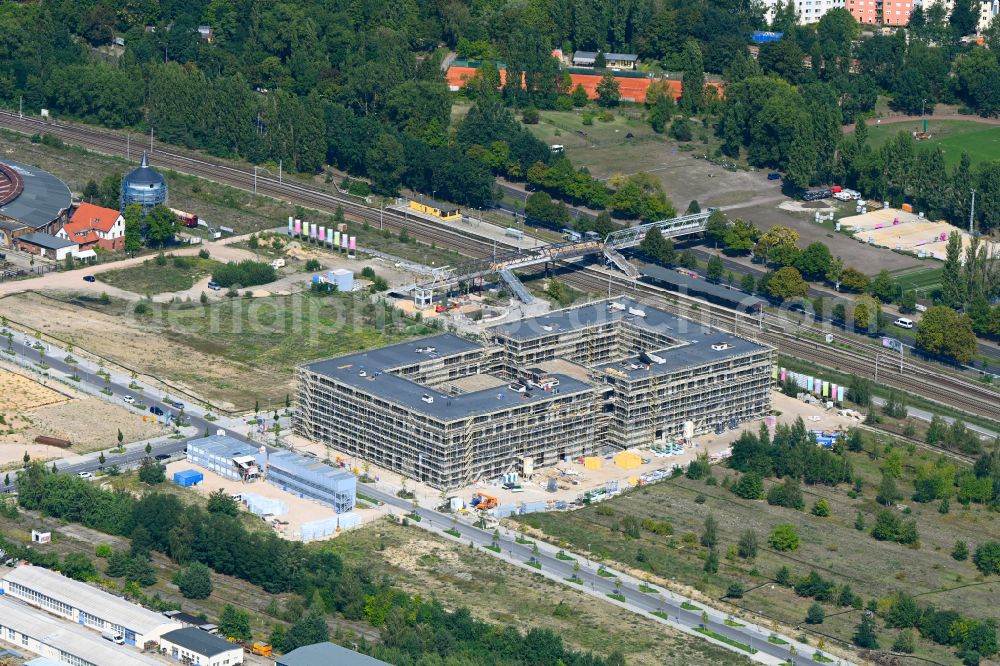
[890,265,943,295]
[96,255,220,295]
[866,119,1000,168]
[161,291,436,370]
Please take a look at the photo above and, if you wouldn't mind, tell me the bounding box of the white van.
[894,317,914,329]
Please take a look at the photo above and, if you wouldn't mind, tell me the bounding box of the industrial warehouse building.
[0,566,181,648]
[0,160,72,248]
[275,642,390,666]
[159,627,243,666]
[185,435,356,512]
[296,299,773,489]
[0,595,165,666]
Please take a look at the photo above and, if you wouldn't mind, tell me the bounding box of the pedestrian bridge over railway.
[410,211,710,306]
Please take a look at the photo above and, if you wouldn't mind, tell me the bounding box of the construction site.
[295,298,774,490]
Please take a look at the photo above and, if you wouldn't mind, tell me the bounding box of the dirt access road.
[0,237,257,302]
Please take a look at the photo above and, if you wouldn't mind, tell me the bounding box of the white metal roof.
[2,566,181,637]
[0,595,164,666]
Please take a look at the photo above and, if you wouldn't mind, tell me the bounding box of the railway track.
[2,111,997,424]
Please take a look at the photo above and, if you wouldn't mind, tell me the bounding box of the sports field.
[866,119,1000,168]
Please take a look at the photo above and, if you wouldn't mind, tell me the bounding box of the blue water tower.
[120,151,167,213]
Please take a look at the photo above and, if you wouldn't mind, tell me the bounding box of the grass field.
[514,431,1000,664]
[0,290,437,409]
[322,520,752,666]
[97,255,220,295]
[866,119,1000,168]
[890,265,943,296]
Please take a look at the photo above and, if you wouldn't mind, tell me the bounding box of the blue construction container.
[173,469,204,487]
[751,31,783,43]
[327,269,354,292]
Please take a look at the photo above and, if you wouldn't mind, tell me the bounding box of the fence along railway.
[0,110,996,423]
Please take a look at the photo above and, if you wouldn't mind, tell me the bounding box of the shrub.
[805,602,826,624]
[795,571,835,601]
[953,540,969,561]
[212,260,277,288]
[95,544,112,558]
[174,562,213,599]
[733,472,764,499]
[870,509,919,545]
[767,477,804,510]
[811,498,831,517]
[893,629,916,654]
[138,458,165,485]
[304,259,321,272]
[59,552,97,581]
[973,541,1000,575]
[198,248,210,259]
[641,517,672,536]
[670,117,693,141]
[769,524,800,551]
[737,529,759,559]
[726,582,744,598]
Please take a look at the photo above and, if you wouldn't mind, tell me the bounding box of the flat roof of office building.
[303,334,593,421]
[491,297,698,341]
[269,450,355,483]
[597,333,766,378]
[0,595,164,666]
[493,298,769,376]
[2,566,180,638]
[161,627,237,657]
[186,434,259,457]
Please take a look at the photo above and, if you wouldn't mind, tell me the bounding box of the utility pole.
[18,96,22,119]
[969,188,976,235]
[149,127,154,155]
[278,159,282,184]
[126,133,130,161]
[253,167,257,195]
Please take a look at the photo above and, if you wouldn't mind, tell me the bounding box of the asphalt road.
[0,335,848,665]
[2,333,198,482]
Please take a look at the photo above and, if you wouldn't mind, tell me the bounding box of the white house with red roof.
[57,202,125,251]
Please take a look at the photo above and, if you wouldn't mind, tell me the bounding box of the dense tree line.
[728,419,853,486]
[15,463,617,665]
[880,592,997,663]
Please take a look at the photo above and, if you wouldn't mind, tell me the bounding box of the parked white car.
[123,395,135,405]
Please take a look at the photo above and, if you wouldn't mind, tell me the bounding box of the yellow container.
[627,476,640,487]
[614,451,642,470]
[584,456,602,470]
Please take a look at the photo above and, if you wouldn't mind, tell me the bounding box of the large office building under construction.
[295,299,773,489]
